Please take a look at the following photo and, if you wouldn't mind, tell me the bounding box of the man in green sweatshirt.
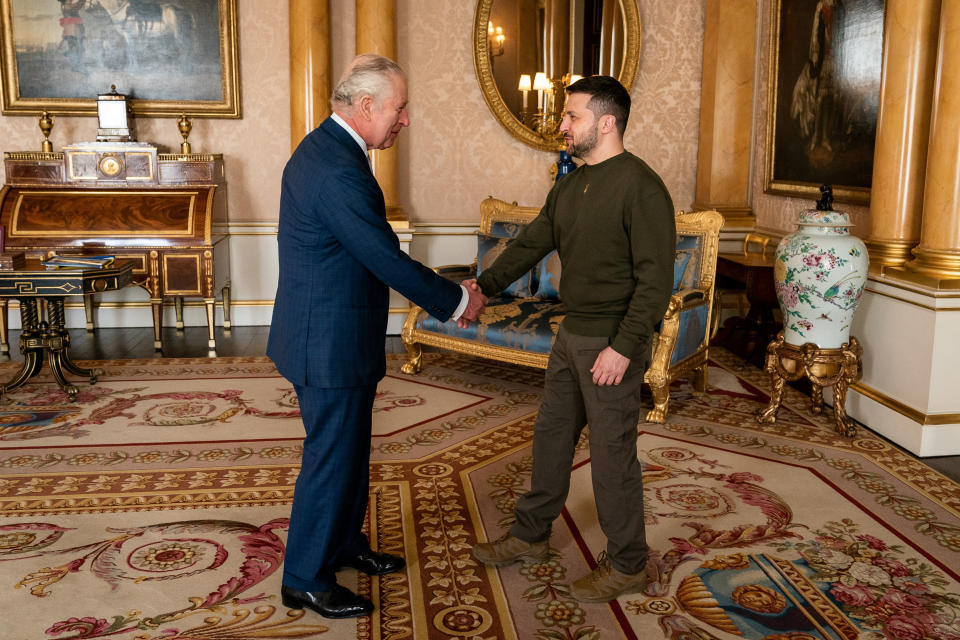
[470,76,675,603]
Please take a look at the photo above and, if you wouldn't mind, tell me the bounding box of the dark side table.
[0,260,133,400]
[713,253,780,366]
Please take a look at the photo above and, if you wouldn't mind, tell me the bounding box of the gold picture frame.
[1,0,240,118]
[764,0,883,205]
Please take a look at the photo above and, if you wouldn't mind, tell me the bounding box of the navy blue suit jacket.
[267,117,461,388]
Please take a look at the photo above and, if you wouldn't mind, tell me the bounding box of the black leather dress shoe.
[338,550,406,576]
[281,584,374,619]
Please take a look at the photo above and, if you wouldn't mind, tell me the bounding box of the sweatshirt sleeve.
[610,185,676,358]
[476,193,557,297]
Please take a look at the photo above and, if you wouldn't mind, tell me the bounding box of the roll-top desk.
[0,143,231,353]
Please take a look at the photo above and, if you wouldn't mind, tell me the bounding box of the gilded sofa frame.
[401,197,723,423]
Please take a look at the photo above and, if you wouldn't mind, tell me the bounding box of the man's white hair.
[331,54,404,114]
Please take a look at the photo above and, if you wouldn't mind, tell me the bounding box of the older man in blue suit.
[268,54,486,619]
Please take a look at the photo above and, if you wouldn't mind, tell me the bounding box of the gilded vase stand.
[757,331,863,437]
[0,260,134,401]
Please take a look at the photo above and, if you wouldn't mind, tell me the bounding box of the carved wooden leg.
[0,299,8,356]
[710,293,722,339]
[47,350,79,401]
[758,345,785,424]
[222,283,232,330]
[1,349,42,400]
[83,294,95,332]
[205,298,216,354]
[691,361,709,393]
[810,385,824,414]
[44,297,87,398]
[46,296,66,331]
[1,299,42,398]
[151,299,163,351]
[174,296,185,331]
[833,378,857,437]
[400,339,423,375]
[19,298,39,332]
[645,375,670,424]
[57,349,99,381]
[758,374,785,423]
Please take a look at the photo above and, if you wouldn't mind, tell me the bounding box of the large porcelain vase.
[773,207,869,348]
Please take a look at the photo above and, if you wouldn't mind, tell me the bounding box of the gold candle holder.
[177,114,193,154]
[38,111,54,152]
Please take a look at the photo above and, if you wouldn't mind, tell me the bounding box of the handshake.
[458,279,488,329]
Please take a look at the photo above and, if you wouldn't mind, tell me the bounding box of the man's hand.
[458,279,487,328]
[590,346,630,386]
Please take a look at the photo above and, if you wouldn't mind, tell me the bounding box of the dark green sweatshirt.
[477,151,676,358]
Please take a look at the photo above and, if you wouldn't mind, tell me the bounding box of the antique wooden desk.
[0,145,231,354]
[0,260,133,400]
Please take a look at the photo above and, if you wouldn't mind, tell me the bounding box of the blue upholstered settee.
[401,197,723,422]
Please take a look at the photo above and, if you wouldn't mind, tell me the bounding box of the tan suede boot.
[570,552,649,603]
[472,533,550,566]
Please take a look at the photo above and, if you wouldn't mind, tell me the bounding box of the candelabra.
[517,73,584,148]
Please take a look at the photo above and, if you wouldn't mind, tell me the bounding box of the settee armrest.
[433,262,478,282]
[663,287,709,319]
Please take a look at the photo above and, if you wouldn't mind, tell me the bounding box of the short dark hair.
[566,75,631,137]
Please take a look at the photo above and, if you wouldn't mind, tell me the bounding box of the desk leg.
[204,298,216,354]
[45,351,79,400]
[151,298,163,350]
[0,299,43,398]
[222,282,232,331]
[45,298,97,400]
[51,299,100,382]
[84,293,95,332]
[1,350,42,399]
[175,296,184,331]
[0,299,8,356]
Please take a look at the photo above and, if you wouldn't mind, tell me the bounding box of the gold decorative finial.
[38,111,54,152]
[177,114,193,154]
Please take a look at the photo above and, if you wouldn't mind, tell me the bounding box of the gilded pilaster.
[865,0,940,275]
[692,0,756,226]
[289,0,332,151]
[356,0,407,225]
[890,0,960,288]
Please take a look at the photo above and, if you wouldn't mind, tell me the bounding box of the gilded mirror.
[474,0,641,151]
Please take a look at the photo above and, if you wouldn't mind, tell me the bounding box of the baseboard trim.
[850,382,960,427]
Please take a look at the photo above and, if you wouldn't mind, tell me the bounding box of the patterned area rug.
[0,351,957,640]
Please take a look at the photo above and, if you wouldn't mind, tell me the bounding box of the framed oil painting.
[765,0,884,205]
[0,0,240,118]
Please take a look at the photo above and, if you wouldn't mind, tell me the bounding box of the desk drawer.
[162,252,202,295]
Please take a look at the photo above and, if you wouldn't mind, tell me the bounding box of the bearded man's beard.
[568,123,599,158]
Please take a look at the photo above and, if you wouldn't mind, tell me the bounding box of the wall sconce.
[488,21,505,62]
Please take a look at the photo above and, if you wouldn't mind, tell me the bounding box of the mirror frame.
[473,0,642,151]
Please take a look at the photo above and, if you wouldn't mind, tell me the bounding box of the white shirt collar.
[331,112,369,157]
